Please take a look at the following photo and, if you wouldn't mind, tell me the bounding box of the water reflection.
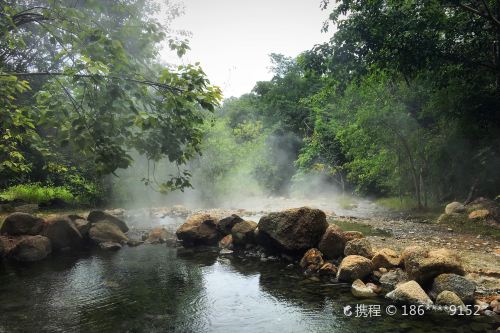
[0,246,497,333]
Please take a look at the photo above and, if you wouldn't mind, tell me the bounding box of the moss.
[329,218,391,237]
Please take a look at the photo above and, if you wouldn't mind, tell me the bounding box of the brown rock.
[344,238,374,259]
[257,207,328,253]
[219,234,233,249]
[176,214,220,246]
[217,214,244,236]
[318,225,346,259]
[0,212,44,236]
[386,280,433,306]
[318,262,338,277]
[300,248,324,271]
[146,227,171,244]
[231,220,257,245]
[337,255,372,282]
[436,291,465,307]
[468,209,490,220]
[10,235,52,261]
[42,216,83,250]
[87,210,129,233]
[351,279,377,298]
[344,231,364,241]
[89,222,128,244]
[372,248,401,270]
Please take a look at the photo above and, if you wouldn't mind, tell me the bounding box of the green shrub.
[0,183,74,204]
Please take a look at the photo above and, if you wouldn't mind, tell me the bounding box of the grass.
[330,218,391,237]
[437,213,500,241]
[375,196,420,211]
[337,195,358,210]
[0,183,74,204]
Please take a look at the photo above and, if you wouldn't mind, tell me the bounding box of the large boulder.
[318,225,346,259]
[89,222,128,244]
[402,246,465,284]
[73,218,90,238]
[386,280,433,306]
[344,238,373,259]
[372,248,401,270]
[42,216,83,250]
[176,214,220,246]
[337,255,372,282]
[380,268,408,293]
[258,207,328,253]
[10,235,52,261]
[0,236,21,257]
[217,214,244,236]
[87,210,129,233]
[318,262,338,277]
[0,212,44,236]
[300,248,324,271]
[445,202,466,215]
[231,220,257,246]
[429,273,476,304]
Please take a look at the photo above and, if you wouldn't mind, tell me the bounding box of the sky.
[161,0,331,98]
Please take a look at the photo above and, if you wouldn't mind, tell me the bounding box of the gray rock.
[430,273,476,303]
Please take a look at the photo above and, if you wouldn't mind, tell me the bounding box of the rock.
[318,225,346,259]
[87,210,129,233]
[146,227,171,244]
[344,231,364,241]
[386,280,433,306]
[219,234,233,250]
[13,203,39,214]
[300,248,324,271]
[42,216,83,250]
[99,242,122,251]
[430,273,476,303]
[445,202,466,214]
[257,207,328,253]
[468,210,490,220]
[344,238,374,259]
[89,222,128,244]
[39,198,69,209]
[0,236,21,257]
[351,279,377,298]
[231,220,257,246]
[176,213,220,246]
[318,262,338,277]
[0,212,44,236]
[127,239,144,247]
[217,214,244,236]
[337,255,373,282]
[10,235,52,261]
[372,248,401,270]
[380,268,408,293]
[466,197,500,222]
[436,291,465,308]
[73,219,90,237]
[403,246,465,284]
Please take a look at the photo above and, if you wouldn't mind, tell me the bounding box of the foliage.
[0,0,221,198]
[0,183,74,204]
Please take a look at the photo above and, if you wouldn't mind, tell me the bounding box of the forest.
[1,0,499,210]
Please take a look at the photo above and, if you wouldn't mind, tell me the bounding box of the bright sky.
[161,0,331,98]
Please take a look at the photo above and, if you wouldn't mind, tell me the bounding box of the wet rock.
[300,248,324,271]
[318,262,338,277]
[372,248,401,270]
[436,291,465,308]
[0,236,21,257]
[318,225,346,259]
[89,222,128,244]
[380,268,408,293]
[87,210,129,233]
[217,214,244,236]
[403,246,465,284]
[127,239,144,247]
[257,207,328,253]
[10,235,51,261]
[337,255,373,282]
[0,212,44,236]
[42,216,83,251]
[344,238,373,259]
[99,242,122,251]
[146,227,171,244]
[445,202,466,215]
[430,273,476,303]
[219,234,233,250]
[386,280,433,306]
[73,219,90,237]
[231,220,257,246]
[176,213,220,246]
[351,279,377,298]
